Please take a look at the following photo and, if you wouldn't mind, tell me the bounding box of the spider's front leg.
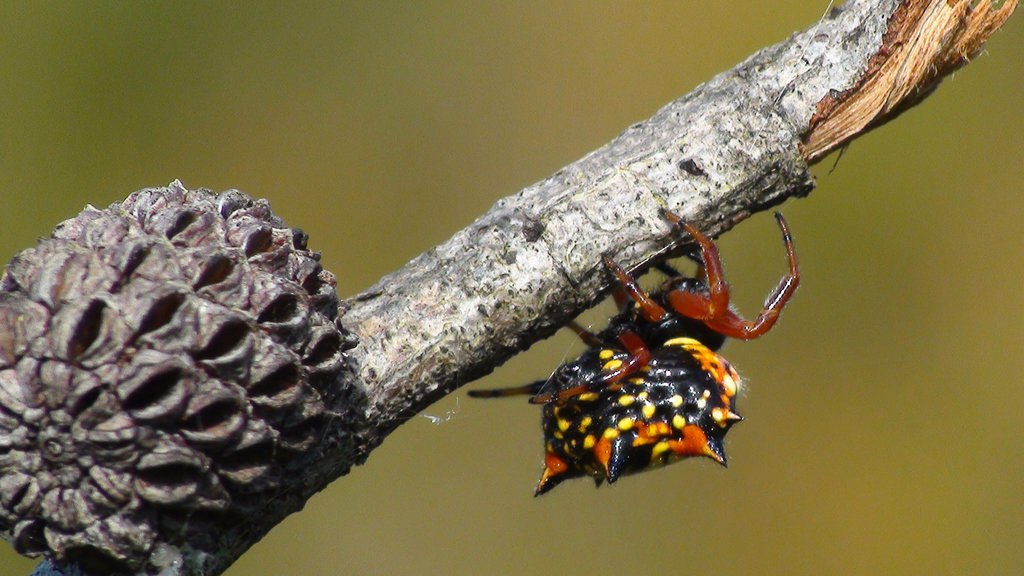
[528,329,651,404]
[662,210,799,340]
[528,257,666,405]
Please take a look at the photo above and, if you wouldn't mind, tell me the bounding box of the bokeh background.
[2,3,1022,575]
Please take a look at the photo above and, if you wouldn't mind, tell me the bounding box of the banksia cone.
[0,181,357,572]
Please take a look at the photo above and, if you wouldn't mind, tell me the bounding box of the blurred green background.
[2,3,1022,575]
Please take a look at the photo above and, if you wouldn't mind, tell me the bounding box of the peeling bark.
[803,0,1017,160]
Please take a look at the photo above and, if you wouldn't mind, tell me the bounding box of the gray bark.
[343,0,889,431]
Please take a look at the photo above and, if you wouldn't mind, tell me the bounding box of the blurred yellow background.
[1,3,1022,575]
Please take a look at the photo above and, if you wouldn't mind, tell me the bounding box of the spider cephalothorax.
[470,210,799,495]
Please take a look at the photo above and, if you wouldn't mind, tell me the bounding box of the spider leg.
[659,261,704,293]
[531,255,666,404]
[602,256,669,322]
[654,261,683,278]
[611,285,632,312]
[529,331,651,404]
[662,210,799,340]
[594,331,651,384]
[467,380,547,398]
[567,321,603,348]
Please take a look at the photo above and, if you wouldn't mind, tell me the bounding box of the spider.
[470,209,799,495]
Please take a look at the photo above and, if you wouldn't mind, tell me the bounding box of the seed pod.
[0,181,357,572]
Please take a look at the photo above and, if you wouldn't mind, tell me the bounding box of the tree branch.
[344,0,1015,438]
[19,0,1015,574]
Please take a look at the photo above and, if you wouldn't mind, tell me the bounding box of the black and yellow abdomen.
[536,337,741,494]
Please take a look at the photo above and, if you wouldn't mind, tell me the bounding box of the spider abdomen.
[536,338,741,495]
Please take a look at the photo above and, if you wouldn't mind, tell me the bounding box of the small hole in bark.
[279,414,327,452]
[303,332,341,366]
[194,320,249,360]
[5,478,31,511]
[244,227,274,256]
[12,520,47,555]
[70,300,106,360]
[183,398,239,432]
[134,462,197,487]
[165,210,197,240]
[301,271,323,295]
[70,385,102,416]
[193,255,235,290]
[137,293,185,336]
[122,368,182,413]
[218,441,275,479]
[249,363,301,397]
[109,244,152,293]
[257,294,299,324]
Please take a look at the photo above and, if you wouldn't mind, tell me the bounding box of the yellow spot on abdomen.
[663,336,701,348]
[721,367,740,397]
[651,441,670,461]
[602,359,624,372]
[642,403,656,419]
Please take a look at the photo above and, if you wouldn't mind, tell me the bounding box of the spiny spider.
[470,209,799,495]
